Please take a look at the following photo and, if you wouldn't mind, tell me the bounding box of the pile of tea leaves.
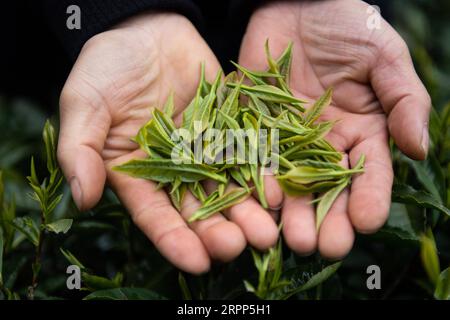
[114,41,364,230]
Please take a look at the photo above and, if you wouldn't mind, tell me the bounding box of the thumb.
[370,35,431,160]
[57,85,111,211]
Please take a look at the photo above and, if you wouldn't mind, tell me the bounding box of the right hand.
[57,12,279,274]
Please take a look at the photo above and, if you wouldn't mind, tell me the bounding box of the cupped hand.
[57,12,280,274]
[239,0,431,259]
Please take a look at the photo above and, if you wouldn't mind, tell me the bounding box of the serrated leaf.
[379,203,420,241]
[392,183,450,216]
[281,262,342,299]
[304,88,333,126]
[45,218,73,234]
[10,217,39,247]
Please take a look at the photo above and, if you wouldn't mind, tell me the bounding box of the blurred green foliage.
[0,0,449,300]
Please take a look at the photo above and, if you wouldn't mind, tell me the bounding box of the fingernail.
[421,123,429,158]
[70,177,83,211]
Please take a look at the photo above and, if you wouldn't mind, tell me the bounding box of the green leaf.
[227,83,305,105]
[304,88,333,126]
[379,203,420,241]
[84,288,166,300]
[163,91,175,118]
[42,120,57,174]
[277,166,361,185]
[114,159,227,184]
[316,180,349,230]
[10,217,39,247]
[230,61,281,86]
[45,218,73,234]
[264,40,291,94]
[0,227,3,285]
[280,122,334,153]
[392,183,450,217]
[276,41,293,82]
[82,272,122,291]
[278,178,343,197]
[403,157,443,202]
[215,78,242,130]
[420,229,441,286]
[178,272,192,300]
[229,167,250,191]
[60,248,85,269]
[189,187,252,222]
[434,267,450,300]
[169,182,187,211]
[0,171,3,208]
[282,262,342,299]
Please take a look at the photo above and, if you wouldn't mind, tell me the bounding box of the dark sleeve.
[42,0,203,61]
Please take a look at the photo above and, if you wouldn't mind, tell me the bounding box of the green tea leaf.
[227,83,305,105]
[420,229,441,286]
[163,91,175,118]
[304,88,333,126]
[276,41,293,82]
[45,218,73,234]
[392,183,450,216]
[278,178,343,196]
[43,120,57,174]
[82,272,122,291]
[282,262,342,299]
[229,167,250,191]
[60,248,86,269]
[316,180,349,230]
[114,159,227,184]
[277,166,362,185]
[178,272,192,300]
[265,40,292,94]
[10,217,39,247]
[434,267,450,300]
[189,188,252,222]
[230,61,281,86]
[0,227,3,285]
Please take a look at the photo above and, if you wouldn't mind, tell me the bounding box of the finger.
[204,181,279,250]
[179,192,246,262]
[370,34,431,160]
[57,80,110,211]
[318,154,354,260]
[281,195,317,255]
[348,133,393,234]
[107,151,210,274]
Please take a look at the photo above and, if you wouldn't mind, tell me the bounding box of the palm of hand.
[239,0,430,258]
[60,13,282,274]
[58,14,246,273]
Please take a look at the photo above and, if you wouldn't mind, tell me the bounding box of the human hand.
[239,0,431,259]
[57,12,280,274]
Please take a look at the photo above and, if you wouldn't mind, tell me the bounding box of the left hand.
[239,0,431,259]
